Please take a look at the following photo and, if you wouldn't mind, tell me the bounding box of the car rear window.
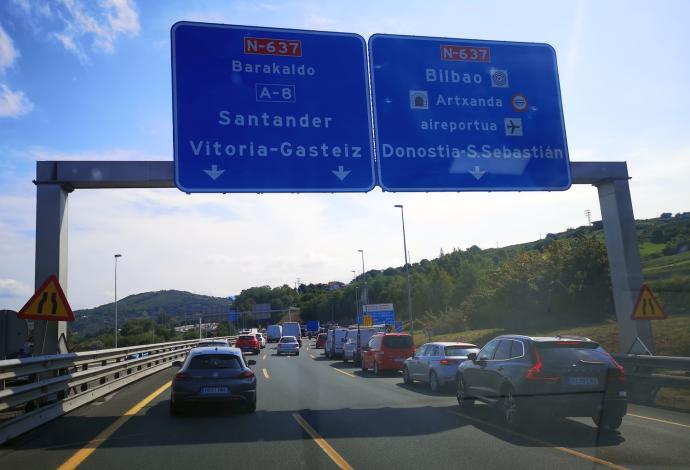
[536,343,611,366]
[445,346,479,357]
[280,336,296,343]
[382,335,413,349]
[238,335,255,341]
[189,354,242,370]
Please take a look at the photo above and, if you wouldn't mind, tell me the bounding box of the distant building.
[326,281,345,291]
[592,221,603,230]
[660,212,672,219]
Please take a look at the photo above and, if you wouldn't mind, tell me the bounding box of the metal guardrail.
[612,354,690,403]
[0,336,236,445]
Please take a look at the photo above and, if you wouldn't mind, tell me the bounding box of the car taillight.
[239,370,255,378]
[439,359,451,365]
[606,352,625,382]
[526,349,560,383]
[175,371,191,380]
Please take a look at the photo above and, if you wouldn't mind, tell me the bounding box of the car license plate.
[201,387,228,394]
[567,377,598,386]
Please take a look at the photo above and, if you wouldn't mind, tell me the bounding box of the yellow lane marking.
[628,413,690,429]
[58,380,172,470]
[333,368,355,379]
[446,410,629,470]
[292,413,353,470]
[262,368,270,379]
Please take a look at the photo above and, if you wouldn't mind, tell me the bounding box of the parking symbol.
[504,118,523,136]
[409,90,429,109]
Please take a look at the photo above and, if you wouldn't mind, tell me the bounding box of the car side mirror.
[467,352,477,362]
[172,360,182,367]
[247,359,256,366]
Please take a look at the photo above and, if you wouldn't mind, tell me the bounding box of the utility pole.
[199,316,202,339]
[114,254,122,348]
[585,209,592,226]
[394,205,414,337]
[357,249,366,312]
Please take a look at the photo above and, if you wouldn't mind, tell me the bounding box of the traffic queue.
[170,321,627,432]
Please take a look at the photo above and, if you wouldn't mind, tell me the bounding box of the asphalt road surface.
[2,342,690,470]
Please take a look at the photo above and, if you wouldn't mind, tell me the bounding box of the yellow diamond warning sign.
[17,275,74,322]
[630,284,666,320]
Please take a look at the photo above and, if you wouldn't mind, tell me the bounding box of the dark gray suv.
[456,335,627,430]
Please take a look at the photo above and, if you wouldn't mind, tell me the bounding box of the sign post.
[171,22,375,193]
[369,34,570,191]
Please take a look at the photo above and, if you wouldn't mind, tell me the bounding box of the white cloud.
[0,25,20,73]
[0,279,32,301]
[0,83,34,117]
[16,0,140,59]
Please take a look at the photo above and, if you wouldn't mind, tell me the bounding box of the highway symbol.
[511,93,528,112]
[631,284,667,320]
[17,275,74,322]
[504,118,523,136]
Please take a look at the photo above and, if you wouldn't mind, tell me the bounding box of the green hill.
[72,290,230,337]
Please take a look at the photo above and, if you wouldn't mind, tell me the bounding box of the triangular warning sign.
[17,275,74,322]
[631,284,667,320]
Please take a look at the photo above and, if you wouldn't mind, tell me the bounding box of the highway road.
[1,342,690,470]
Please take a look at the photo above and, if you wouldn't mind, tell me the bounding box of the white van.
[343,326,386,364]
[266,324,282,343]
[282,322,302,346]
[324,328,348,358]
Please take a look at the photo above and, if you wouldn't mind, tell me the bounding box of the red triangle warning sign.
[17,275,74,322]
[630,284,667,320]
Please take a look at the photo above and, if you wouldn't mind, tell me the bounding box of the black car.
[455,335,627,430]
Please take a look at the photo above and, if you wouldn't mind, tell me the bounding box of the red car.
[315,333,327,349]
[361,333,415,375]
[235,334,261,355]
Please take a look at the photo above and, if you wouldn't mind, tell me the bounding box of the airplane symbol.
[504,118,523,136]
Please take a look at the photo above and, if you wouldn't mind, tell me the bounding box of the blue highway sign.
[369,34,571,191]
[171,22,375,193]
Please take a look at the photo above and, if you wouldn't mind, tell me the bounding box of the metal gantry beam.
[32,160,653,354]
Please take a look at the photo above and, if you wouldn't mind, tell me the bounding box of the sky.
[1,0,689,311]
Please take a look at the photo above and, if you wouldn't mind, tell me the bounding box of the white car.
[255,333,267,349]
[277,336,300,356]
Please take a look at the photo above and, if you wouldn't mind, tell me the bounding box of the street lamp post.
[114,254,122,348]
[351,270,359,319]
[357,249,366,312]
[394,205,413,337]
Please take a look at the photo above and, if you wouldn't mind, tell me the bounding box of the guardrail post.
[33,162,70,356]
[595,173,654,354]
